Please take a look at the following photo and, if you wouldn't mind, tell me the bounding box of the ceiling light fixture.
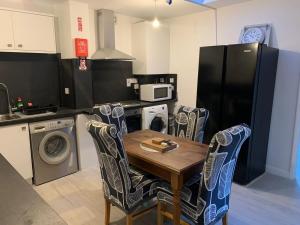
[166,0,172,5]
[152,0,160,28]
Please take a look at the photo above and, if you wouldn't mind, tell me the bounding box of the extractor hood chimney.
[92,9,135,60]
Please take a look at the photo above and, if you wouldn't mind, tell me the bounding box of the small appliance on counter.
[140,84,173,102]
[21,105,58,115]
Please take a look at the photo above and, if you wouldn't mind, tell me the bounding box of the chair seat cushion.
[129,166,160,197]
[108,165,160,213]
[157,173,206,222]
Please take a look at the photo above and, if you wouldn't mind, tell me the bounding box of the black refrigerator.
[196,43,279,184]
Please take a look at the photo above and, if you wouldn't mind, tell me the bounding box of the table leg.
[171,174,183,225]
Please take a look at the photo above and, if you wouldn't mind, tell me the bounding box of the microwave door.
[154,87,168,100]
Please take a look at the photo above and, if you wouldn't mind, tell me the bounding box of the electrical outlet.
[126,78,131,87]
[170,78,174,83]
[134,84,139,89]
[131,78,138,83]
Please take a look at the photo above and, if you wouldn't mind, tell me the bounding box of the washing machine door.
[39,131,71,165]
[150,114,167,132]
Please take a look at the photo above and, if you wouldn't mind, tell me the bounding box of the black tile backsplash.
[92,60,137,104]
[0,53,60,112]
[0,52,178,114]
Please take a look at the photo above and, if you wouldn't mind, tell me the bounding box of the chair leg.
[126,214,133,225]
[104,198,111,225]
[157,201,165,225]
[222,213,228,225]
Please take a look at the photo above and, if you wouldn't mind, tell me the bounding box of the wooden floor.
[34,168,300,225]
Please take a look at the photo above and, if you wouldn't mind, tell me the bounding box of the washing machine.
[29,118,78,185]
[142,104,168,134]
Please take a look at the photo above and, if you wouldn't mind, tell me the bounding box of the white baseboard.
[266,165,291,179]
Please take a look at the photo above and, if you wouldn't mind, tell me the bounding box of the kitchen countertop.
[0,154,67,225]
[0,107,92,127]
[110,98,177,110]
[0,99,177,127]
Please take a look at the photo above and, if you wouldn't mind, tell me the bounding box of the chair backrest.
[87,121,146,212]
[196,124,251,225]
[173,105,209,143]
[93,103,128,137]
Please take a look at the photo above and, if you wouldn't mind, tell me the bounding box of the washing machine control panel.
[29,118,75,133]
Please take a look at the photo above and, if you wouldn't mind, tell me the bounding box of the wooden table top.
[124,130,209,175]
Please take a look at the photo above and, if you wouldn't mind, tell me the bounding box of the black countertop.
[0,154,67,225]
[108,99,177,110]
[0,108,91,127]
[0,99,177,127]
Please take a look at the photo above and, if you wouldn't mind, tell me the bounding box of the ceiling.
[62,0,252,20]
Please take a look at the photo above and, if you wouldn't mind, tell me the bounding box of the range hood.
[92,9,135,60]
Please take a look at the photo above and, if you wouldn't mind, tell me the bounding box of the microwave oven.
[140,84,173,102]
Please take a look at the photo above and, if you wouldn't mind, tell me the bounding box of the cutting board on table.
[141,138,177,153]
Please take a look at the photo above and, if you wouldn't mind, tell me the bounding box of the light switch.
[126,79,131,87]
[65,88,70,95]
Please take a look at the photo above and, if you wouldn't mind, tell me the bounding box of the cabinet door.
[196,46,226,144]
[146,24,170,74]
[0,124,33,180]
[0,10,14,50]
[76,114,99,170]
[12,12,56,52]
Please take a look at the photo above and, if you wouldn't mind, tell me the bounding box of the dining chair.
[157,124,251,225]
[87,120,160,225]
[93,103,128,136]
[173,105,209,143]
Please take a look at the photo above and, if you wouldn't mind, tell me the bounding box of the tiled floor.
[34,168,300,225]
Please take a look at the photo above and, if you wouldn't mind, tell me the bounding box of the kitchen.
[0,0,300,225]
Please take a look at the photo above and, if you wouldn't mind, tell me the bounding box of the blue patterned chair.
[93,103,128,136]
[87,120,160,225]
[173,105,209,143]
[157,124,251,225]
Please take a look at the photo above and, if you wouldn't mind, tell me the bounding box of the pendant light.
[152,0,160,28]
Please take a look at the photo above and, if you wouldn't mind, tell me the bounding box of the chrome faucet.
[0,83,12,115]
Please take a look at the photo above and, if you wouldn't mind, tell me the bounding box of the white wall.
[88,10,142,57]
[168,0,300,178]
[167,11,217,107]
[0,0,55,14]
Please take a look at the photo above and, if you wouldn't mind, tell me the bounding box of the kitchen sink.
[0,114,21,122]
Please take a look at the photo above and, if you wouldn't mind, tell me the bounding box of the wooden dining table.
[123,129,209,225]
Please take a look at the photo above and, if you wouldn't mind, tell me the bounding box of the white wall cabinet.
[0,10,15,50]
[0,9,56,53]
[132,21,170,74]
[0,123,33,180]
[12,12,56,52]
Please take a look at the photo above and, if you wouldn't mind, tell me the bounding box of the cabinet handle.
[18,44,23,48]
[21,126,26,131]
[7,44,12,47]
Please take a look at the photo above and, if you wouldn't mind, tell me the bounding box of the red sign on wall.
[75,38,88,57]
[77,17,83,32]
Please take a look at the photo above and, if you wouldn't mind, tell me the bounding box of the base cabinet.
[76,114,99,170]
[0,123,33,180]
